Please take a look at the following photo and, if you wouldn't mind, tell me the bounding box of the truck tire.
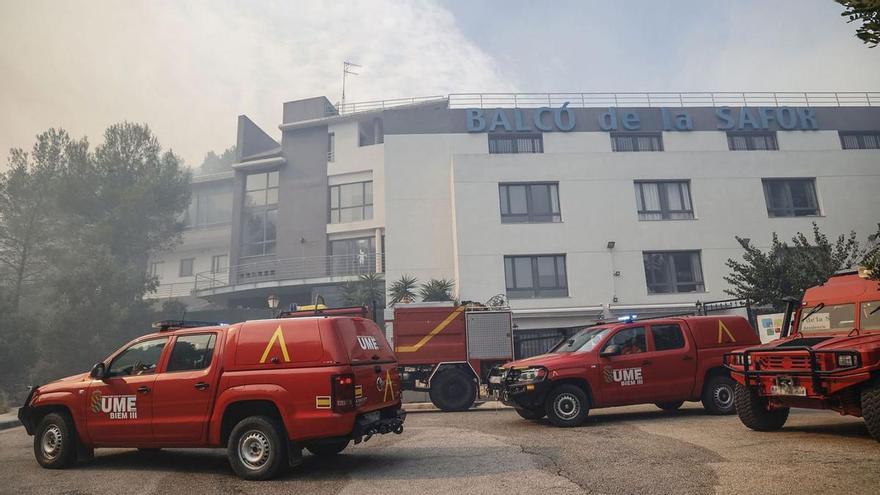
[306,439,350,457]
[656,401,684,411]
[514,407,546,420]
[429,369,477,412]
[227,416,287,480]
[734,383,789,432]
[861,379,880,442]
[702,375,736,415]
[34,412,77,469]
[544,384,590,427]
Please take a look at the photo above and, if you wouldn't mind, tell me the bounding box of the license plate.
[363,411,380,423]
[489,375,501,384]
[771,377,806,396]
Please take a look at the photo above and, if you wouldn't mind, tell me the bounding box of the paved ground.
[1,403,878,494]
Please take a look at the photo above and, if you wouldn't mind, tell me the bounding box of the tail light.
[332,374,356,412]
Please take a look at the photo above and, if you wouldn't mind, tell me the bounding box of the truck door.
[151,333,219,443]
[86,337,168,444]
[596,326,652,406]
[645,323,696,402]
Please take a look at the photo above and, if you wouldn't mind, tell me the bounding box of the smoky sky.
[2,0,877,169]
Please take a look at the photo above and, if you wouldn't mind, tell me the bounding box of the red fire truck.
[391,302,514,411]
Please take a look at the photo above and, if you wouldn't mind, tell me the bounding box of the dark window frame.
[488,133,544,154]
[650,324,686,351]
[499,182,562,223]
[179,258,195,277]
[504,254,568,299]
[241,170,279,258]
[166,333,217,373]
[839,131,880,150]
[634,180,694,221]
[610,132,664,152]
[727,131,779,151]
[329,180,374,224]
[761,178,820,218]
[642,250,705,294]
[211,254,228,274]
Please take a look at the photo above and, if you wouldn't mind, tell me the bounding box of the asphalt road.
[1,403,878,495]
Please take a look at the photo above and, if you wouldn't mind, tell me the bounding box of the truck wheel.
[656,401,684,411]
[734,383,789,431]
[306,439,350,457]
[702,375,736,415]
[514,407,546,420]
[544,384,590,427]
[861,380,880,442]
[227,416,287,480]
[34,412,77,469]
[429,369,477,412]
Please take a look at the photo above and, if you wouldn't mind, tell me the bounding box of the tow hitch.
[353,409,406,444]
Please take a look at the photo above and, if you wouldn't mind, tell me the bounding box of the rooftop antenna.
[341,61,361,113]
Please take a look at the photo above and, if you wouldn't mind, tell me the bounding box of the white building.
[148,92,880,352]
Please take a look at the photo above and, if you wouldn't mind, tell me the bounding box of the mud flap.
[288,441,303,467]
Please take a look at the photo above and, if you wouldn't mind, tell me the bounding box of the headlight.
[516,367,547,383]
[837,354,857,367]
[730,354,744,366]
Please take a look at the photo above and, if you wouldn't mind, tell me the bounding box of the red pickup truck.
[497,316,759,427]
[18,313,405,480]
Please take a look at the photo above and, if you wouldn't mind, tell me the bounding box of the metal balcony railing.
[334,92,877,114]
[194,252,383,292]
[145,282,195,299]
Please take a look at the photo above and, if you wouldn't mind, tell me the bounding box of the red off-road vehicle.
[18,309,405,480]
[725,270,880,440]
[497,315,760,427]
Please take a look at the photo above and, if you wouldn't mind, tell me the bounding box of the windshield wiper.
[801,303,825,322]
[870,305,880,316]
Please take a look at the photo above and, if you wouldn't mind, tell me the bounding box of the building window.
[611,133,663,152]
[634,181,694,220]
[329,237,376,276]
[179,258,195,277]
[184,186,233,228]
[329,181,373,224]
[643,251,704,294]
[499,183,561,223]
[359,118,384,146]
[328,132,335,162]
[488,133,544,154]
[762,178,819,217]
[149,261,162,278]
[840,131,880,150]
[727,131,778,151]
[211,254,228,274]
[241,171,279,257]
[504,255,568,299]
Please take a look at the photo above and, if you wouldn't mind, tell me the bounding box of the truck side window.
[602,327,646,355]
[861,301,880,330]
[166,334,217,372]
[108,338,169,377]
[651,324,685,351]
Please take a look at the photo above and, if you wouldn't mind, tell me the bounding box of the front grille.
[756,354,811,371]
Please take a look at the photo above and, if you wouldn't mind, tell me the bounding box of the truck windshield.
[552,327,611,353]
[800,304,856,334]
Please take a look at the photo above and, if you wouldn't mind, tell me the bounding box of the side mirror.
[90,363,107,380]
[600,344,622,358]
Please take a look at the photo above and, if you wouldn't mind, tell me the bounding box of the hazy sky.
[2,0,878,168]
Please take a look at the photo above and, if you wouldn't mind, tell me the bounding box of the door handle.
[194,382,209,390]
[641,360,652,366]
[137,386,151,394]
[374,365,382,374]
[682,355,694,361]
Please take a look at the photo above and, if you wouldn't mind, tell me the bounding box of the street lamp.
[267,294,280,317]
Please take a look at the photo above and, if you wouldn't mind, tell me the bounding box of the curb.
[0,418,21,431]
[403,401,512,414]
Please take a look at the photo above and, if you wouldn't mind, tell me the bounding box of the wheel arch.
[428,362,479,388]
[548,377,594,406]
[210,386,291,446]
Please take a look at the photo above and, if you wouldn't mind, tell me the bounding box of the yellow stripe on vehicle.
[315,396,331,409]
[355,385,363,398]
[395,306,465,353]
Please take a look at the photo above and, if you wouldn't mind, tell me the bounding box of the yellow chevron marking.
[395,306,465,353]
[718,321,736,344]
[383,369,395,402]
[259,325,291,363]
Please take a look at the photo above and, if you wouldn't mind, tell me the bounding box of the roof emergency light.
[617,314,638,322]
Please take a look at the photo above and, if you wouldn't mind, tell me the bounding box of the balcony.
[193,252,383,296]
[145,282,196,300]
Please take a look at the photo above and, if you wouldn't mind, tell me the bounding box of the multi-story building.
[148,91,880,349]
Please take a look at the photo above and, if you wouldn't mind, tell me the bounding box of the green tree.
[340,273,385,306]
[198,146,236,175]
[724,223,864,310]
[388,274,418,304]
[836,1,880,47]
[863,223,880,279]
[418,278,455,302]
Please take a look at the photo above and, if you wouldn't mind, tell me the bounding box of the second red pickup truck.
[496,315,759,426]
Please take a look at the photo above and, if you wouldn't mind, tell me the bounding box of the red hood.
[39,372,90,392]
[504,352,592,369]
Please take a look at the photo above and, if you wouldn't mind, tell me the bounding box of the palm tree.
[389,274,418,304]
[418,278,455,302]
[340,273,385,306]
